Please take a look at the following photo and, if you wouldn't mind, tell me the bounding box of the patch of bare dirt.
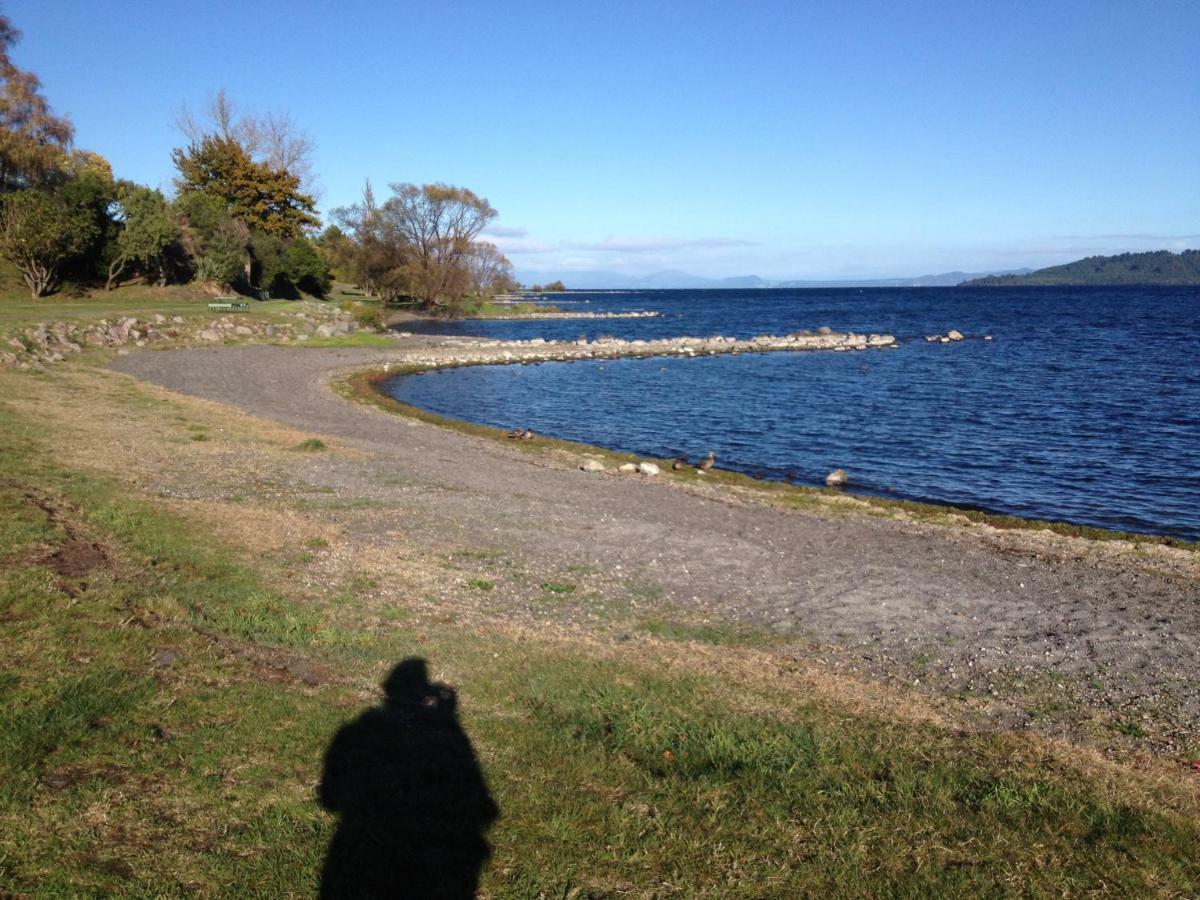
[43,540,111,577]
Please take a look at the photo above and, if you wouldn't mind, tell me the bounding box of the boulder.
[817,326,833,335]
[825,468,848,487]
[580,460,605,473]
[637,462,661,476]
[947,329,964,341]
[198,329,221,342]
[618,463,638,474]
[234,325,254,336]
[315,323,337,338]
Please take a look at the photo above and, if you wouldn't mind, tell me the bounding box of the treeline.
[0,14,515,313]
[963,250,1200,286]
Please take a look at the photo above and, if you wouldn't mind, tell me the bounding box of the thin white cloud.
[566,236,757,253]
[1052,233,1200,241]
[486,235,556,254]
[482,225,529,238]
[482,230,756,257]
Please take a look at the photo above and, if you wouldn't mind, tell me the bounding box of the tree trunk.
[106,255,127,291]
[21,260,54,298]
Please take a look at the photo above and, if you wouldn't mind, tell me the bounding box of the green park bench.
[207,296,249,311]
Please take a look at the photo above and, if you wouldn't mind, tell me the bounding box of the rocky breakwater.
[478,310,661,320]
[388,327,898,370]
[924,329,993,343]
[1,305,366,372]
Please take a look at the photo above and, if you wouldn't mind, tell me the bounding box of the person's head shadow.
[318,658,498,898]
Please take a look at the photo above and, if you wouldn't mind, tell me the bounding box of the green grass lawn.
[0,283,325,330]
[2,377,1198,896]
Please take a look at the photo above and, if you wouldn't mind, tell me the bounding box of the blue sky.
[9,0,1199,279]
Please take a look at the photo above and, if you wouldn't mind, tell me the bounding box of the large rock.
[947,329,965,341]
[618,463,638,474]
[315,323,337,338]
[198,329,221,342]
[637,461,661,476]
[580,460,605,473]
[825,468,848,487]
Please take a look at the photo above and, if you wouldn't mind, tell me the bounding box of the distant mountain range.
[962,250,1200,286]
[517,267,1034,290]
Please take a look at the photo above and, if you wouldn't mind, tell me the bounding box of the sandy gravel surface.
[114,342,1200,748]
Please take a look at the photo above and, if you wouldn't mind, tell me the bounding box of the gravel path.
[115,343,1200,745]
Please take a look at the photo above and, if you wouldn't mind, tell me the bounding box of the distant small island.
[962,249,1200,286]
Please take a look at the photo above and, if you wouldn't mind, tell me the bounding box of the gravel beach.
[115,341,1200,748]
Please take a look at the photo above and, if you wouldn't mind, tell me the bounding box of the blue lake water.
[385,287,1200,540]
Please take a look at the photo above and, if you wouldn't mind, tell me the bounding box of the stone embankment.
[386,327,898,371]
[0,305,364,371]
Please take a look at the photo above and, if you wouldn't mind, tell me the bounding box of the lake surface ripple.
[386,287,1200,540]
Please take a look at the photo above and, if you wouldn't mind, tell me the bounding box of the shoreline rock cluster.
[924,329,993,343]
[1,305,364,371]
[389,328,899,371]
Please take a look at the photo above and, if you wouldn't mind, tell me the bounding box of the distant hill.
[518,268,1032,290]
[962,250,1200,286]
[775,269,1033,288]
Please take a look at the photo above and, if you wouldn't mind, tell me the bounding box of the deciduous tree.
[465,241,516,298]
[0,188,95,296]
[107,186,179,289]
[176,89,318,196]
[380,183,497,313]
[0,16,73,191]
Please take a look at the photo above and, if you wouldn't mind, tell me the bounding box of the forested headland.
[962,249,1200,286]
[0,14,516,315]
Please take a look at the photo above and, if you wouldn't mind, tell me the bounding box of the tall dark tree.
[173,135,318,238]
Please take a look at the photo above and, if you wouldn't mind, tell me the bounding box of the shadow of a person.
[318,658,498,898]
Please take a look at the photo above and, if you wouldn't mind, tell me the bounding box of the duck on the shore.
[699,451,716,472]
[672,457,688,471]
[506,428,535,441]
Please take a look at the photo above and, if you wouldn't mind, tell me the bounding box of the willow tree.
[465,241,517,298]
[380,183,497,313]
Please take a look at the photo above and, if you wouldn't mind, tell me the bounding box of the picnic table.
[207,296,249,311]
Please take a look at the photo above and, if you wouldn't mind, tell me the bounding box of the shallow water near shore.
[387,286,1200,540]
